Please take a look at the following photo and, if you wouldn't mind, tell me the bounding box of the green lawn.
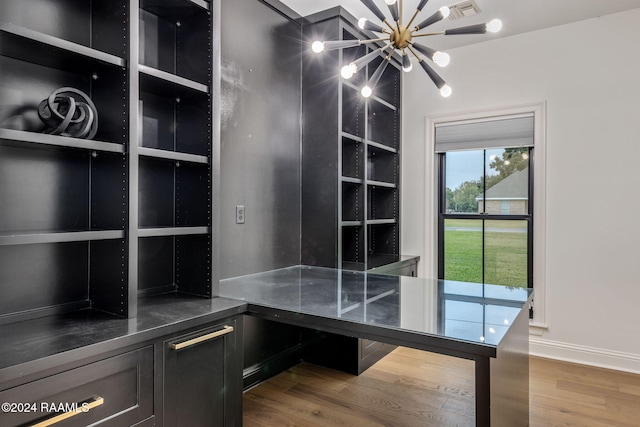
[444,219,528,288]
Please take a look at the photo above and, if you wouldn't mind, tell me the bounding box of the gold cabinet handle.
[30,396,104,427]
[170,326,234,350]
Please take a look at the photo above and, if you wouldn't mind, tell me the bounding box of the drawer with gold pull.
[0,346,153,427]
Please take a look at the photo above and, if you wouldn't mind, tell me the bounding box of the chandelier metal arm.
[361,56,391,97]
[412,31,445,38]
[359,37,393,45]
[405,8,422,32]
[353,43,393,68]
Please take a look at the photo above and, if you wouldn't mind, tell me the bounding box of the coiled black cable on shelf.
[37,87,98,139]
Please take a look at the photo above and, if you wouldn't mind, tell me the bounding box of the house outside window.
[477,167,529,215]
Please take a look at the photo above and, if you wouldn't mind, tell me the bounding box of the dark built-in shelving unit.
[0,0,219,325]
[302,7,401,272]
[300,7,402,375]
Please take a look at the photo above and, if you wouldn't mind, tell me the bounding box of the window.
[500,201,509,215]
[436,115,534,290]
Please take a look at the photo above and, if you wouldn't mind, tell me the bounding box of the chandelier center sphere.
[391,25,412,49]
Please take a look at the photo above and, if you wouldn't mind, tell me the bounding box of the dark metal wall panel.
[138,157,174,228]
[90,239,129,317]
[91,65,130,145]
[0,146,89,233]
[139,9,177,74]
[300,18,341,268]
[138,236,175,293]
[92,1,130,58]
[139,91,175,151]
[175,163,209,227]
[0,0,90,46]
[176,95,210,156]
[0,242,88,317]
[220,0,304,385]
[176,234,211,297]
[219,0,302,279]
[91,153,128,230]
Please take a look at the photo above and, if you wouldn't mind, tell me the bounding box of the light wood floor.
[243,346,640,427]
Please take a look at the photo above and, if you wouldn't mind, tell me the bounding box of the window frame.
[436,147,534,289]
[424,102,547,331]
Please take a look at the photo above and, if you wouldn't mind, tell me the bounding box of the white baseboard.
[529,337,640,374]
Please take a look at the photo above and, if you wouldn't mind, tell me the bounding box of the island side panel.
[489,296,531,426]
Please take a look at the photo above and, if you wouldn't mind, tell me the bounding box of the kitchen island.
[221,265,532,427]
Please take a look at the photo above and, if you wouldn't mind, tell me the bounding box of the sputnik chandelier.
[311,0,502,98]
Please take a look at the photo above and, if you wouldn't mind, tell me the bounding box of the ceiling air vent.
[448,0,481,20]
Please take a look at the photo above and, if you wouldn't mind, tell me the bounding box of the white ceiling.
[280,0,640,50]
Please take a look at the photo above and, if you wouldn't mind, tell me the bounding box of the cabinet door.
[0,347,153,427]
[163,318,241,427]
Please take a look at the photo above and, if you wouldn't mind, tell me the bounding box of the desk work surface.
[220,265,532,355]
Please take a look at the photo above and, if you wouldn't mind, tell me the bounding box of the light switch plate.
[236,205,245,224]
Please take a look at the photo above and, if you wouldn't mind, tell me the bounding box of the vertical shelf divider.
[128,0,141,318]
[210,0,222,297]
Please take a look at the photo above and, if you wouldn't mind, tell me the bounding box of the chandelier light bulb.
[432,51,450,67]
[439,6,451,19]
[361,86,373,97]
[384,0,397,5]
[486,19,503,33]
[402,54,413,72]
[439,84,452,98]
[341,64,356,79]
[358,18,368,30]
[311,41,325,53]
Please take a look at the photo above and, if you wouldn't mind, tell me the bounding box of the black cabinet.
[0,347,154,427]
[161,318,243,427]
[0,0,131,323]
[0,311,243,427]
[136,0,217,301]
[302,7,401,271]
[0,0,220,324]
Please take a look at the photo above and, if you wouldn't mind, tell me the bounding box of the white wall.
[402,9,640,371]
